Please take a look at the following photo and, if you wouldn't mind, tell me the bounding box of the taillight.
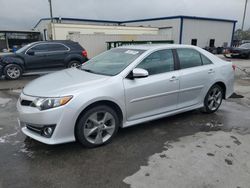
[232,64,236,71]
[224,49,230,54]
[82,50,88,57]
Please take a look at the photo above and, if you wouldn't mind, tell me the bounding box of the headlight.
[31,96,73,110]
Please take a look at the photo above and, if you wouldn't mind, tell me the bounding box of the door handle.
[169,76,178,81]
[208,69,215,74]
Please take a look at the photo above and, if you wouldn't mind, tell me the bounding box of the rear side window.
[46,44,69,51]
[29,43,69,53]
[201,54,213,65]
[177,48,202,69]
[136,49,174,75]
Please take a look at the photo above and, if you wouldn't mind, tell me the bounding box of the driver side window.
[136,49,174,75]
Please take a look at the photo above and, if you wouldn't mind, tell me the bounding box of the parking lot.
[0,56,250,188]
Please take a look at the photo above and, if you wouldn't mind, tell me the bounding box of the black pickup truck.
[0,40,88,80]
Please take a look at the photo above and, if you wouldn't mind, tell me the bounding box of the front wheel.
[75,105,119,148]
[202,85,223,113]
[4,64,22,80]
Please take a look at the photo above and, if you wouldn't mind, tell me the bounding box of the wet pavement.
[0,57,250,188]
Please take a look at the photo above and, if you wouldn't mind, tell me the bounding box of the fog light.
[43,127,54,137]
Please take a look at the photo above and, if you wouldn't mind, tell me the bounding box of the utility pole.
[48,0,53,23]
[242,0,248,30]
[48,0,55,40]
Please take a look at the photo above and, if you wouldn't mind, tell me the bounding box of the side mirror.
[27,50,35,56]
[129,68,149,79]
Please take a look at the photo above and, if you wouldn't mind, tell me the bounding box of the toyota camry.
[17,44,234,147]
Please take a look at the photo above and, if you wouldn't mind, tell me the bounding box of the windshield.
[239,43,250,49]
[81,48,145,76]
[15,43,33,53]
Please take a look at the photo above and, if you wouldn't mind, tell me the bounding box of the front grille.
[21,100,32,106]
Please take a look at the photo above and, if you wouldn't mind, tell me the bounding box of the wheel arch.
[65,54,84,65]
[211,81,227,99]
[74,100,124,138]
[3,57,25,70]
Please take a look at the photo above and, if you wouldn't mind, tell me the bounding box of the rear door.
[123,49,180,121]
[43,43,70,67]
[176,48,215,108]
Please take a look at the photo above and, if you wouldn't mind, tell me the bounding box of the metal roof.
[123,15,237,23]
[34,15,237,28]
[0,30,40,33]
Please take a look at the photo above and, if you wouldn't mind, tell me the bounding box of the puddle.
[19,143,34,158]
[0,131,19,144]
[230,93,244,99]
[0,97,12,107]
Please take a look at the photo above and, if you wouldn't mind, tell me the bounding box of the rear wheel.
[68,60,81,68]
[75,105,119,148]
[4,64,22,80]
[203,85,223,113]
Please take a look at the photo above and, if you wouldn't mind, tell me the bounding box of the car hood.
[23,68,110,97]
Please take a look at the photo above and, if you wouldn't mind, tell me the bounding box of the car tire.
[75,105,119,148]
[68,60,81,68]
[202,84,223,114]
[4,64,22,80]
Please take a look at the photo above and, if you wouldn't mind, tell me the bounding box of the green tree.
[234,29,250,40]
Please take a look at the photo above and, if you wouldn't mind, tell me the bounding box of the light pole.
[242,0,248,30]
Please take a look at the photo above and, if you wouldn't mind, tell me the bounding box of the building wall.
[124,18,180,43]
[34,20,51,40]
[181,19,234,47]
[34,17,235,48]
[68,34,171,58]
[52,23,160,40]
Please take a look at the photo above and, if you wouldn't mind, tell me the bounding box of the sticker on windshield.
[125,50,139,55]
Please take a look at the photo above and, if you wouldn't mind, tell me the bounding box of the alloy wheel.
[6,66,21,79]
[70,62,79,67]
[83,111,116,144]
[207,87,222,111]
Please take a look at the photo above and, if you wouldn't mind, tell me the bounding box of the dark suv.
[0,40,88,80]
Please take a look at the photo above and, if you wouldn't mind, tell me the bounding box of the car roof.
[30,40,77,45]
[118,44,199,50]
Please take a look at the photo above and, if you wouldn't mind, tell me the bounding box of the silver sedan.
[17,45,234,147]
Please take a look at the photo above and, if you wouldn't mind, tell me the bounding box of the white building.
[34,15,237,48]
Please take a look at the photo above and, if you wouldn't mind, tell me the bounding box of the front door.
[123,49,179,121]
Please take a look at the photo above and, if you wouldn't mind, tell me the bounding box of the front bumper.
[17,93,76,145]
[0,64,3,76]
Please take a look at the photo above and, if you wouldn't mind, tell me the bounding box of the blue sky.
[0,0,249,30]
